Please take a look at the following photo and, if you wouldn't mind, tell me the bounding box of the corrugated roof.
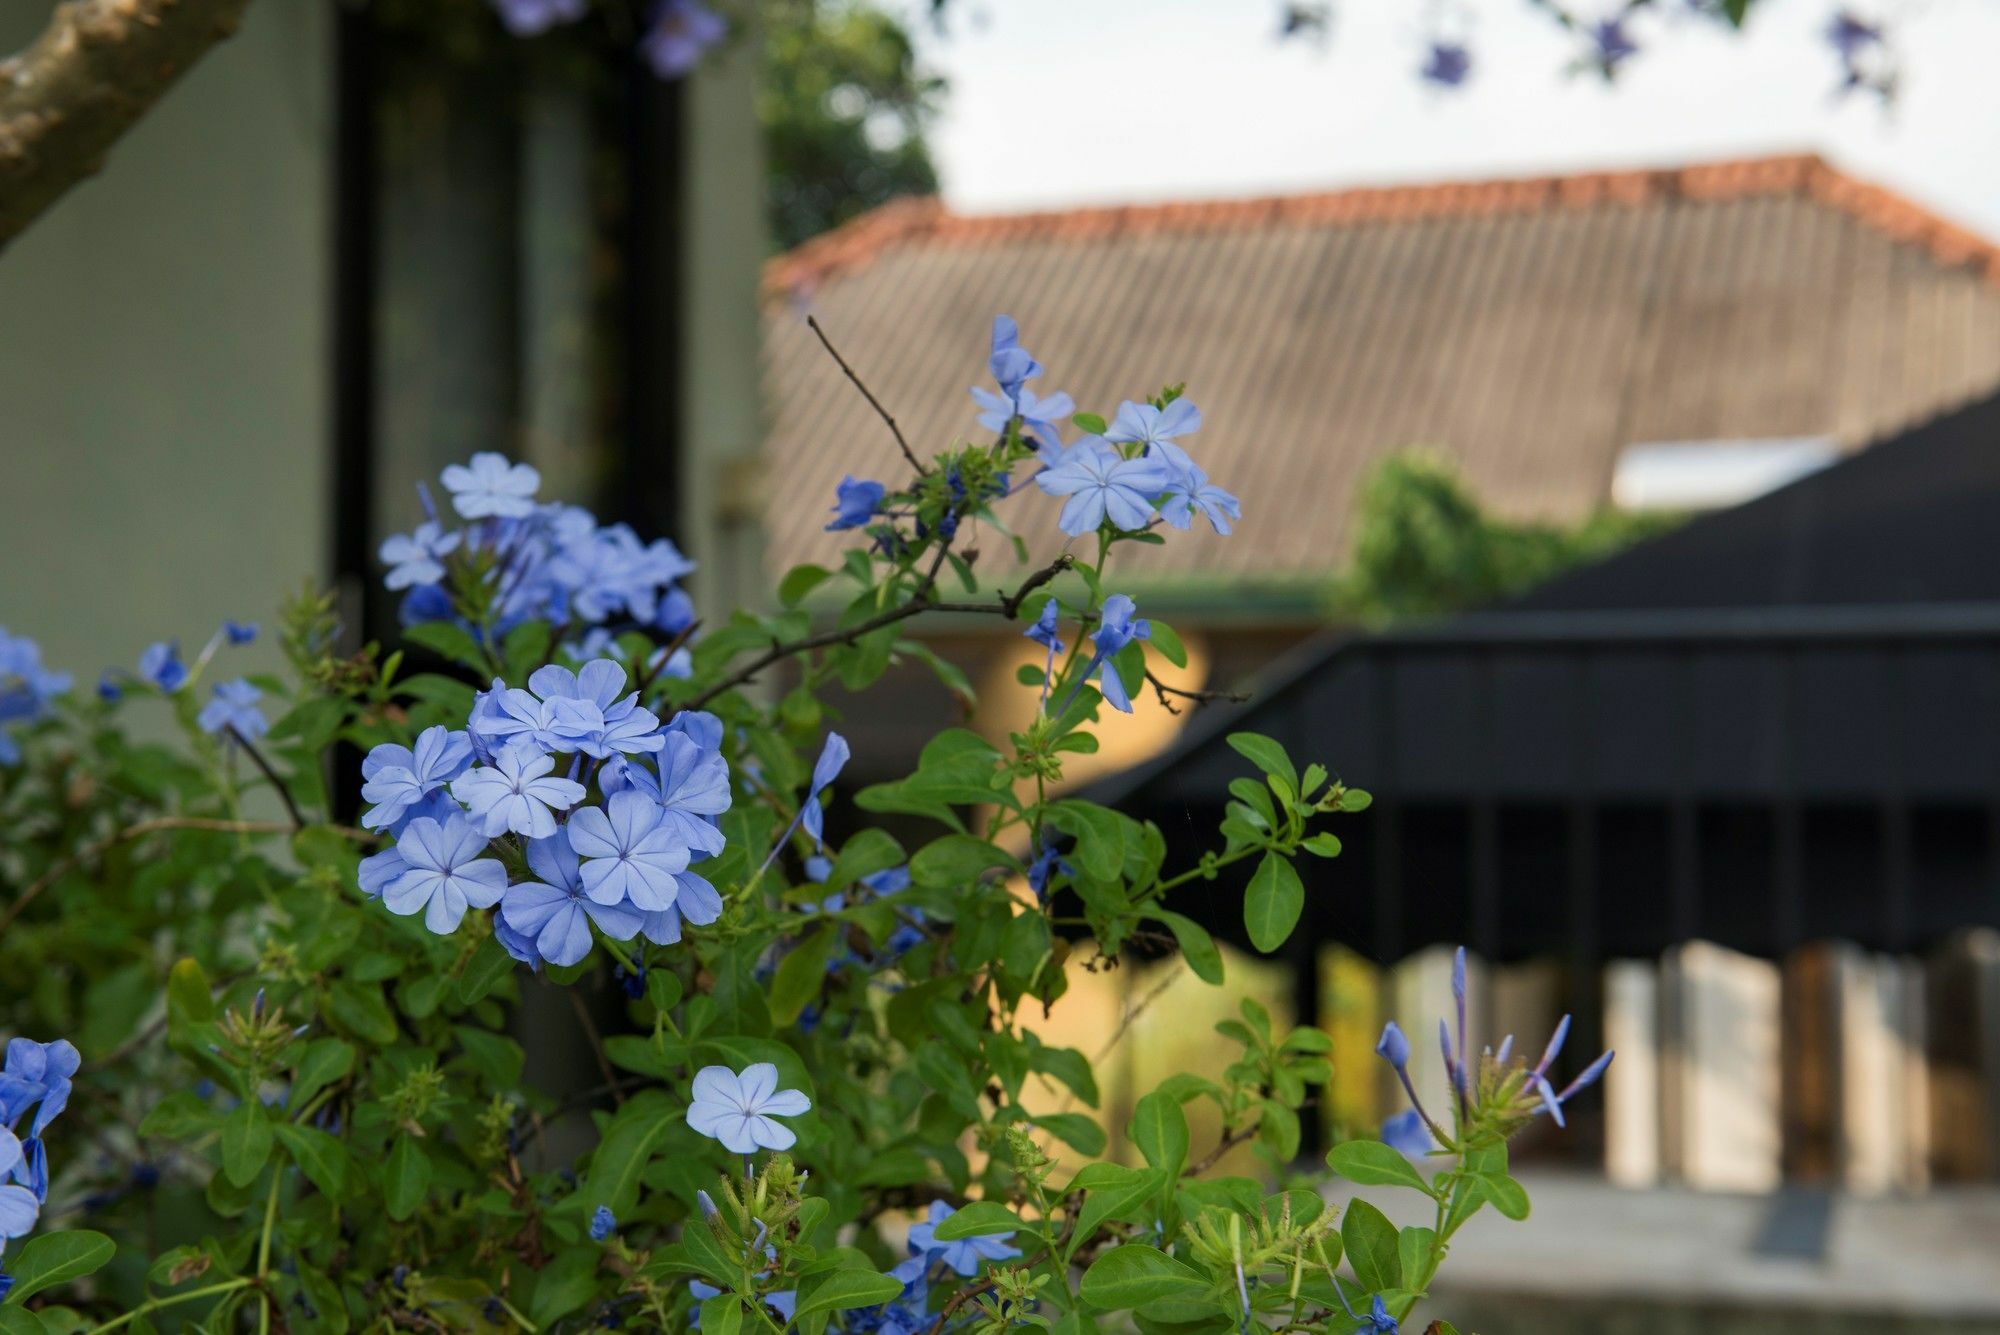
[759,154,2000,587]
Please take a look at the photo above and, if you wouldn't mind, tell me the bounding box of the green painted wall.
[0,1,332,680]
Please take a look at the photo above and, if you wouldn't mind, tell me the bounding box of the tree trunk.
[0,0,256,252]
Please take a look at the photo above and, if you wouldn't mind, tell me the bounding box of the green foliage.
[1331,450,1681,621]
[762,0,944,249]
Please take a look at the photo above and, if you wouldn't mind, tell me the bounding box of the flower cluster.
[1375,947,1613,1152]
[0,1038,78,1292]
[381,453,697,645]
[0,630,69,767]
[489,0,726,80]
[357,660,736,968]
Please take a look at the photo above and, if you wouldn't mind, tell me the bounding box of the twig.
[566,987,627,1108]
[228,728,307,831]
[635,619,703,698]
[684,554,1073,709]
[1,818,372,935]
[1144,670,1250,716]
[806,315,925,475]
[1187,1123,1263,1176]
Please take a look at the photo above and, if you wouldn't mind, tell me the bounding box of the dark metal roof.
[760,155,2000,592]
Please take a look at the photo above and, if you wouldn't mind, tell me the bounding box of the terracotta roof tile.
[758,155,2000,591]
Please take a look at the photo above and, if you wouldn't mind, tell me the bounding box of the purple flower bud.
[1375,1021,1410,1071]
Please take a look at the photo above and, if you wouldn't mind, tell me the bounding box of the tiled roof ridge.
[762,153,2000,301]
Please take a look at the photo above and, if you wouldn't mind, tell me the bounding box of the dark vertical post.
[331,2,378,637]
[1567,651,1601,1082]
[1669,649,1700,943]
[609,59,687,534]
[1774,648,1805,953]
[1469,653,1501,964]
[1369,649,1403,965]
[1880,646,1911,952]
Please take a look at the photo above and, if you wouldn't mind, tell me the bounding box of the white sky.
[897,0,2000,239]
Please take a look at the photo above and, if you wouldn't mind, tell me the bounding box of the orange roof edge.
[762,153,2000,302]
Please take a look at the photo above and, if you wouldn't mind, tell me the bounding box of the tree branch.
[1144,670,1250,716]
[683,553,1073,709]
[806,314,925,476]
[0,0,256,252]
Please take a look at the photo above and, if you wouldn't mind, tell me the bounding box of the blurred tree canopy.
[1331,452,1681,621]
[761,0,945,250]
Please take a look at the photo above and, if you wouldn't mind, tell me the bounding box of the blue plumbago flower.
[95,673,122,705]
[441,452,541,520]
[799,732,850,848]
[1157,461,1240,536]
[1082,594,1151,713]
[906,1200,1022,1277]
[380,815,509,935]
[656,586,697,636]
[973,384,1074,450]
[0,631,69,766]
[534,661,665,759]
[361,726,475,831]
[0,1146,38,1258]
[846,1256,930,1335]
[688,1281,796,1328]
[569,791,694,913]
[1826,8,1883,57]
[452,740,587,839]
[502,828,641,967]
[826,476,887,532]
[986,314,1042,401]
[1332,1282,1399,1334]
[379,520,462,591]
[861,865,910,896]
[137,640,187,692]
[1522,1014,1615,1127]
[1421,39,1472,86]
[1587,16,1638,73]
[589,1204,617,1243]
[1025,599,1065,709]
[198,678,267,741]
[1375,1020,1411,1072]
[1105,398,1202,453]
[684,1063,811,1154]
[493,915,545,970]
[0,1039,79,1137]
[1035,440,1173,536]
[601,731,731,856]
[1380,1108,1437,1159]
[357,846,409,901]
[804,855,834,884]
[643,0,727,79]
[1026,839,1073,904]
[491,0,586,36]
[223,621,258,646]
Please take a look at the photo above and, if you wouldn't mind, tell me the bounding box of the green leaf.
[699,1296,745,1335]
[0,1309,43,1334]
[1325,1140,1433,1195]
[221,1103,273,1187]
[289,1038,355,1112]
[275,1124,351,1200]
[932,1201,1026,1240]
[910,834,1018,889]
[1398,1225,1438,1294]
[793,1269,905,1318]
[1,1231,116,1306]
[1072,1166,1167,1253]
[1149,910,1223,984]
[1078,1245,1205,1311]
[402,620,485,670]
[529,1246,603,1325]
[1129,1092,1189,1178]
[825,828,905,891]
[769,925,840,1026]
[383,1135,431,1222]
[1473,1172,1531,1221]
[1148,621,1189,669]
[1048,801,1126,882]
[584,1092,678,1217]
[1341,1198,1402,1294]
[457,935,515,1005]
[1072,411,1108,434]
[779,563,834,607]
[1243,853,1304,953]
[139,1091,218,1140]
[1225,731,1296,790]
[1031,1112,1107,1156]
[165,957,214,1028]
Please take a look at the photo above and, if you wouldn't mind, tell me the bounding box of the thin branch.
[1144,670,1250,716]
[0,0,258,251]
[228,727,306,831]
[806,315,925,475]
[684,553,1073,710]
[1,817,371,935]
[1187,1122,1263,1176]
[565,987,627,1108]
[634,619,702,698]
